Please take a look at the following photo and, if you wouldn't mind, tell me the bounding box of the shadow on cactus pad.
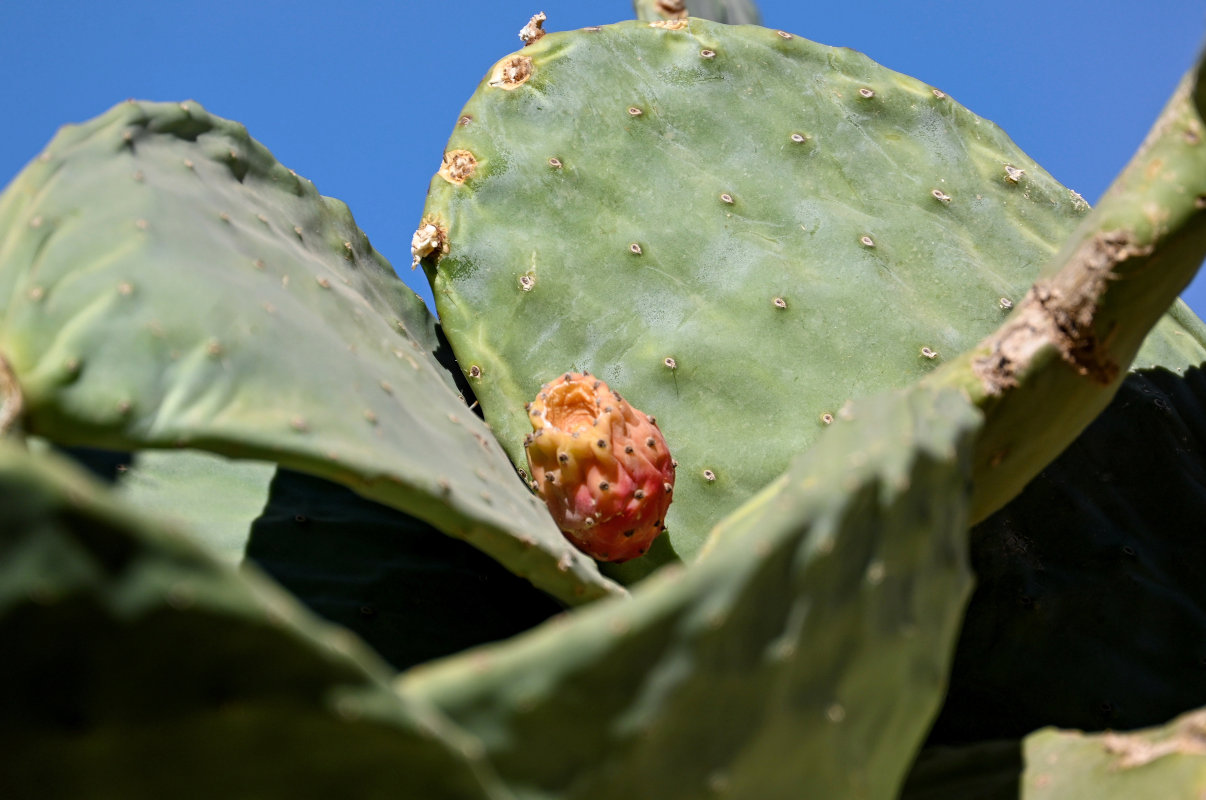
[900,739,1022,800]
[928,364,1206,744]
[245,468,565,671]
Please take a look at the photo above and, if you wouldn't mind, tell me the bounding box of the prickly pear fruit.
[524,373,675,562]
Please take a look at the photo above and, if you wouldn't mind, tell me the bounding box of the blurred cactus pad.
[419,17,1197,579]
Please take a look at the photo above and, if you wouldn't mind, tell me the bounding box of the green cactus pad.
[903,50,1206,772]
[32,442,276,564]
[419,18,1103,571]
[1024,708,1206,798]
[403,385,981,799]
[111,449,274,563]
[0,100,622,605]
[921,55,1206,522]
[0,440,509,799]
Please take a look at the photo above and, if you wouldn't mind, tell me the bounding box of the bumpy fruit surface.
[524,373,675,562]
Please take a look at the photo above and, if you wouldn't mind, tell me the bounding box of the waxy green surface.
[1024,708,1206,799]
[405,385,981,799]
[421,18,1098,573]
[0,100,621,604]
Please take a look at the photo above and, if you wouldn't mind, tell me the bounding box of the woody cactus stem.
[927,53,1206,523]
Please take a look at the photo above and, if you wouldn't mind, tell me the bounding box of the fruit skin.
[524,372,675,562]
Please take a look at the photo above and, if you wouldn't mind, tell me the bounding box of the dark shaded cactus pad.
[930,365,1206,743]
[900,739,1022,800]
[0,440,509,799]
[419,18,1092,571]
[246,468,563,672]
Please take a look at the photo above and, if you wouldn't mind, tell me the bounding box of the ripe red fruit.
[524,372,675,562]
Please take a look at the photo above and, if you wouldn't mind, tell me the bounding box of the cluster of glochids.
[524,372,676,562]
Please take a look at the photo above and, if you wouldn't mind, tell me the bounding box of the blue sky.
[3,1,1205,315]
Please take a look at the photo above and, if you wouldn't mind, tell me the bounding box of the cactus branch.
[927,52,1206,523]
[973,231,1154,393]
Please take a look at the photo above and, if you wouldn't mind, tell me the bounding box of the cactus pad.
[1024,708,1206,798]
[0,439,508,798]
[419,18,1093,571]
[404,385,981,799]
[246,468,564,672]
[0,100,622,604]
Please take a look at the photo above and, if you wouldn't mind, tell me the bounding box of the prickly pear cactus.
[418,17,1110,575]
[81,446,274,564]
[22,440,277,565]
[886,49,1206,796]
[2,4,1206,796]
